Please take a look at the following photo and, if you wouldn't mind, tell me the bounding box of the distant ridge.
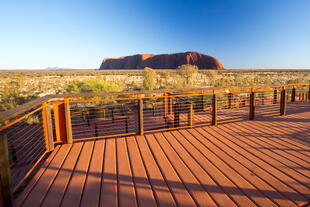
[99,51,224,70]
[45,66,72,70]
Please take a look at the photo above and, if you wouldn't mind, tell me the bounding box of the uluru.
[99,51,224,70]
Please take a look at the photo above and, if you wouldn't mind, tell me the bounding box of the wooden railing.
[0,83,309,206]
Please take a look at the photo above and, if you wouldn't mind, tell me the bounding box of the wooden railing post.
[249,88,255,120]
[0,134,13,207]
[212,90,217,125]
[280,86,287,116]
[64,98,73,144]
[273,89,277,104]
[42,102,54,152]
[188,102,193,127]
[291,86,296,102]
[138,94,144,135]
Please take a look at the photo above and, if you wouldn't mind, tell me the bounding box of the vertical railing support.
[200,90,204,111]
[42,102,54,152]
[273,89,277,104]
[152,103,155,116]
[308,85,310,101]
[138,94,144,135]
[174,98,180,127]
[228,92,233,109]
[188,102,193,127]
[0,134,13,207]
[168,93,173,115]
[64,98,73,144]
[291,86,296,102]
[280,86,287,116]
[212,90,217,126]
[163,93,168,118]
[249,88,255,120]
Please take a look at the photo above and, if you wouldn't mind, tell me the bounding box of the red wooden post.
[291,86,296,102]
[64,98,73,144]
[138,94,144,135]
[52,99,72,144]
[0,134,12,207]
[188,102,193,127]
[42,102,54,152]
[249,88,255,120]
[280,86,287,116]
[212,90,217,125]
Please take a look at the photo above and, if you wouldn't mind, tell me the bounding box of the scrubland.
[0,68,309,111]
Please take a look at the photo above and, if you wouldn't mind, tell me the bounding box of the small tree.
[204,70,218,87]
[143,67,156,90]
[177,64,198,85]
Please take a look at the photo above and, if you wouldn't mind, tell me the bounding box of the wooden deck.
[15,102,310,207]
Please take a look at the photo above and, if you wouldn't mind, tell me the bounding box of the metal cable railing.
[0,106,47,194]
[70,100,138,140]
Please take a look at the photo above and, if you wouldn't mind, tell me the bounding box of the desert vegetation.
[0,67,309,111]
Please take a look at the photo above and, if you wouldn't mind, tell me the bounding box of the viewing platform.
[0,84,309,207]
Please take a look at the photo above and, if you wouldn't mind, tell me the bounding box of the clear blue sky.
[0,0,309,69]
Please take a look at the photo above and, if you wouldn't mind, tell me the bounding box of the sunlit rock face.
[99,52,224,70]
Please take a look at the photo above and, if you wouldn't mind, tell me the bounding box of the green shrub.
[25,115,40,125]
[66,78,121,94]
[142,67,157,90]
[0,82,38,111]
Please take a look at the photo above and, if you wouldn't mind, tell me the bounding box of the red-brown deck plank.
[80,140,105,207]
[239,120,310,160]
[61,141,94,207]
[214,124,310,201]
[227,121,310,180]
[116,137,137,207]
[164,130,237,207]
[190,127,293,207]
[178,129,265,207]
[135,135,177,207]
[154,132,217,207]
[242,119,310,157]
[250,118,310,153]
[40,143,83,207]
[144,134,197,207]
[21,144,71,207]
[100,139,118,207]
[126,136,157,207]
[207,125,309,204]
[14,145,61,207]
[168,129,255,207]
